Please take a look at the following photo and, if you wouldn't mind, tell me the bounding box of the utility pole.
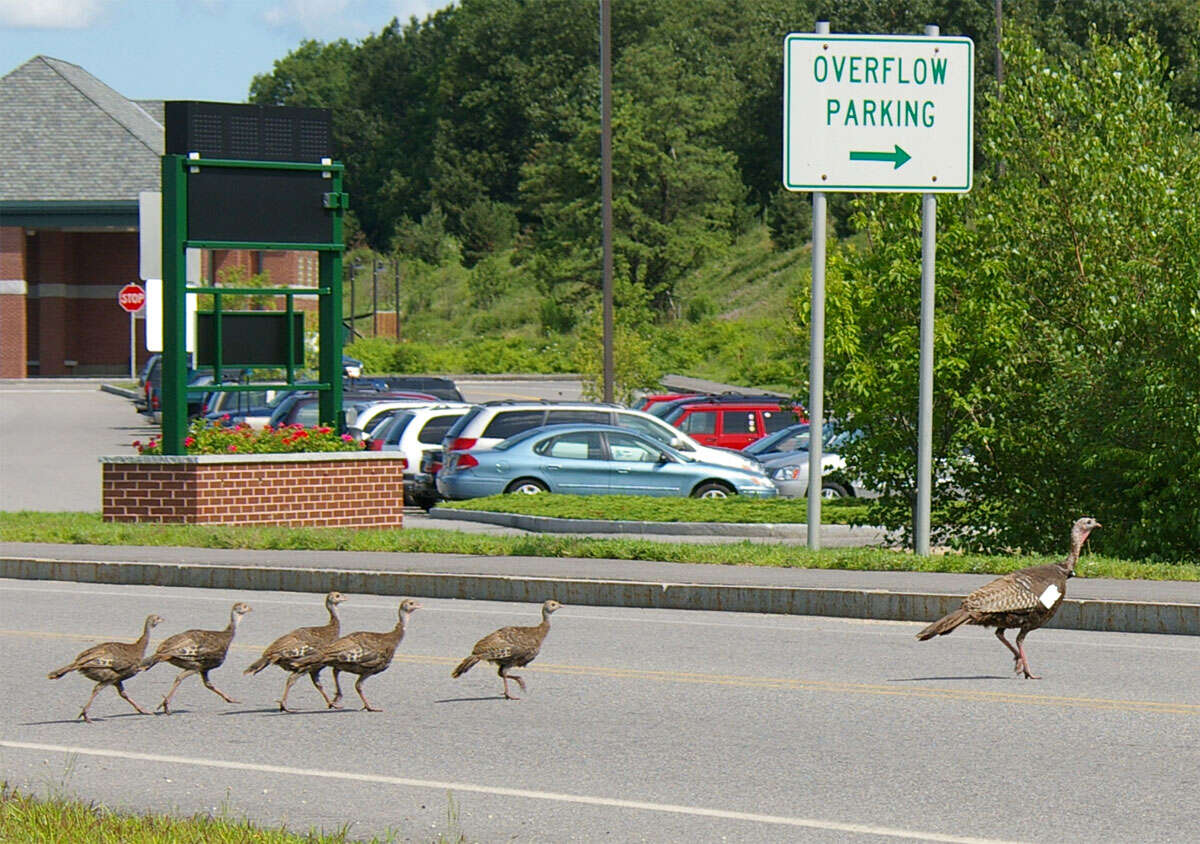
[599,0,614,403]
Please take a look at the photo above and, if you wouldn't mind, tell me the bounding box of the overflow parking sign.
[783,33,974,193]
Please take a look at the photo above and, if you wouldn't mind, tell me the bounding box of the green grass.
[0,783,466,844]
[1,511,1194,581]
[436,494,871,524]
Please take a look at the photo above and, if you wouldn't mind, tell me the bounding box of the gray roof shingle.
[0,55,163,202]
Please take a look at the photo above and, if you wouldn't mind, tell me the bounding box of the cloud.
[0,0,112,28]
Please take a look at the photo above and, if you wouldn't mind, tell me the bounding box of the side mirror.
[657,452,673,464]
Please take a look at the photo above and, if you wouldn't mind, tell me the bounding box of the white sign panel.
[144,279,197,354]
[784,33,974,192]
[138,191,201,282]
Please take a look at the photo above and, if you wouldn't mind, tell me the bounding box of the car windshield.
[744,424,811,455]
[383,412,416,444]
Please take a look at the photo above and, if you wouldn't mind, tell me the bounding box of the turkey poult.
[47,613,164,722]
[452,599,563,699]
[244,591,346,712]
[141,602,252,713]
[291,598,421,712]
[916,517,1101,678]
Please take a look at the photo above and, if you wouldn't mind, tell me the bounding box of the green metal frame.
[160,154,345,455]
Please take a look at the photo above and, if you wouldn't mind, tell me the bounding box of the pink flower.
[184,436,196,446]
[341,433,353,442]
[227,444,238,453]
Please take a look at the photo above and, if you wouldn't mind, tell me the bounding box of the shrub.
[134,418,363,455]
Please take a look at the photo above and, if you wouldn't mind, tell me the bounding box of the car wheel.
[505,478,549,495]
[692,481,734,499]
[820,481,850,499]
[412,495,438,511]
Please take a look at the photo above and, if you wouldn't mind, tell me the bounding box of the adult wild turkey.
[141,602,252,713]
[244,591,346,711]
[451,600,563,699]
[47,613,164,722]
[916,517,1100,678]
[291,598,421,712]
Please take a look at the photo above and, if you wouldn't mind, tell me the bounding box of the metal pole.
[161,155,189,454]
[372,260,379,336]
[807,20,829,550]
[394,261,400,341]
[129,310,136,381]
[599,0,615,403]
[349,262,356,340]
[915,23,939,555]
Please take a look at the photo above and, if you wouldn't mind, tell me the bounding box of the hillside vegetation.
[248,1,1199,562]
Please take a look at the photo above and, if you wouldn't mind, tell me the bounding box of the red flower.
[184,436,196,446]
[227,444,238,453]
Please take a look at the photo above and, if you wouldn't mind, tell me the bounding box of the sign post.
[783,25,973,552]
[117,282,146,380]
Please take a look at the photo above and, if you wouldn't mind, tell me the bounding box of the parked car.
[633,393,704,415]
[659,394,807,450]
[349,399,468,442]
[436,424,777,501]
[136,356,231,421]
[759,428,870,498]
[439,401,763,473]
[741,421,837,460]
[266,391,437,428]
[347,375,464,402]
[366,404,474,508]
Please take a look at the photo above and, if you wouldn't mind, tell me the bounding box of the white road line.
[1,739,1022,843]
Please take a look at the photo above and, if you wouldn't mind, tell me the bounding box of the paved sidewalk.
[3,541,1196,636]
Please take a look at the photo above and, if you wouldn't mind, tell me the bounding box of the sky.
[0,0,451,103]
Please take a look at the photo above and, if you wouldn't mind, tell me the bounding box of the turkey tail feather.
[451,656,479,678]
[47,664,74,680]
[244,656,271,675]
[916,608,971,640]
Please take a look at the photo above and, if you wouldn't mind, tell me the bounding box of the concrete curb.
[100,383,140,400]
[3,556,1195,636]
[427,507,872,538]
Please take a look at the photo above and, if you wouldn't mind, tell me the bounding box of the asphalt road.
[0,377,582,513]
[3,579,1197,843]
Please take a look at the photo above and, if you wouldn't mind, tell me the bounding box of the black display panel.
[186,166,332,244]
[196,312,305,368]
[165,101,331,162]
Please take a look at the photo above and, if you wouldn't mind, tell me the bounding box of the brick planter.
[100,452,406,527]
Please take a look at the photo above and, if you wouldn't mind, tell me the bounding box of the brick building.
[0,56,316,377]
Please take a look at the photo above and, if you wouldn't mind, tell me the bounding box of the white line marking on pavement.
[1,739,1023,843]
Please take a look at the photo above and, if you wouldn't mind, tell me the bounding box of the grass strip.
[0,783,466,843]
[1,512,1194,581]
[436,494,871,524]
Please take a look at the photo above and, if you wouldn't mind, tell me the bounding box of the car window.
[481,410,547,439]
[417,413,465,444]
[762,410,794,434]
[546,409,611,426]
[383,412,416,444]
[444,406,484,442]
[362,409,397,436]
[537,431,604,460]
[616,414,695,453]
[678,410,717,435]
[723,411,756,435]
[294,402,320,427]
[605,432,663,463]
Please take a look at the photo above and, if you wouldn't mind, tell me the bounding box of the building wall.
[0,227,27,378]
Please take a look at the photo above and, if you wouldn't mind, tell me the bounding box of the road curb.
[427,508,886,539]
[3,556,1194,636]
[100,383,140,400]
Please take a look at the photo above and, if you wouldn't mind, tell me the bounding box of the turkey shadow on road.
[434,695,510,703]
[22,712,150,726]
[219,707,356,716]
[888,675,1011,682]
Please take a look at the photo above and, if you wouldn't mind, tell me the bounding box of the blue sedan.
[436,424,777,500]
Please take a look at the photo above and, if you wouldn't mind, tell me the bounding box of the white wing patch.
[1039,583,1062,608]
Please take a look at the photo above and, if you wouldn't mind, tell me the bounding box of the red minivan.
[661,397,806,450]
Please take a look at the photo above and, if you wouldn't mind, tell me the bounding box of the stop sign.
[118,283,146,313]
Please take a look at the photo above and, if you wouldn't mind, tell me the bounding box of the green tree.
[816,30,1200,560]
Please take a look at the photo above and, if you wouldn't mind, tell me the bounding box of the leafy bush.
[134,418,363,455]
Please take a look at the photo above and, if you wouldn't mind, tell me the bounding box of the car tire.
[505,478,549,495]
[820,480,850,499]
[412,495,438,511]
[691,481,734,499]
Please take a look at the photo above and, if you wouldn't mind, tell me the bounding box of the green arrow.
[849,144,911,170]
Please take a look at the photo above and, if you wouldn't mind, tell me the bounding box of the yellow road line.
[17,629,1196,716]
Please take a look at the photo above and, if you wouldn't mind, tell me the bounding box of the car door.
[718,409,760,450]
[604,431,683,496]
[675,408,718,446]
[533,431,608,494]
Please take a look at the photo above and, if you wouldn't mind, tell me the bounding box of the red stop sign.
[118,283,146,313]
